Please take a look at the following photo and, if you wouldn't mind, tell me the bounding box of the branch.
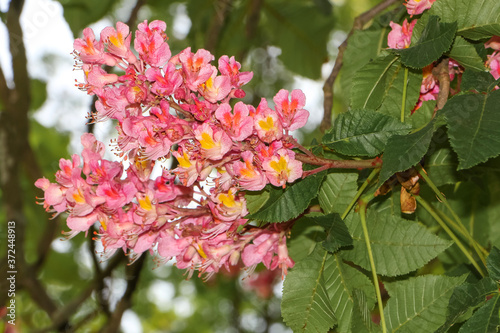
[99,255,146,333]
[126,0,146,28]
[0,63,9,106]
[205,0,234,53]
[296,153,381,171]
[320,0,402,132]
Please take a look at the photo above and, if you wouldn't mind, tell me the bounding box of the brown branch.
[126,0,146,28]
[205,0,234,54]
[320,0,402,133]
[296,153,381,170]
[0,64,9,105]
[99,255,146,333]
[433,58,450,111]
[37,253,126,332]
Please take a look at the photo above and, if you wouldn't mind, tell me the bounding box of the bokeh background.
[0,0,386,331]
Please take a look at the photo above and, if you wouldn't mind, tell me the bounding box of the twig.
[126,0,146,28]
[295,153,381,170]
[320,0,402,132]
[205,0,234,53]
[99,255,146,333]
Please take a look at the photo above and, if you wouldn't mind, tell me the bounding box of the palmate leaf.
[424,139,461,187]
[318,171,359,215]
[322,109,412,157]
[301,214,353,253]
[342,210,452,276]
[376,64,422,122]
[351,289,381,333]
[458,294,500,333]
[245,171,326,223]
[350,53,399,110]
[395,16,457,69]
[436,277,498,333]
[282,246,337,332]
[323,254,376,333]
[447,36,487,72]
[379,118,438,186]
[341,28,388,99]
[461,70,499,93]
[427,0,500,40]
[384,275,468,333]
[444,89,500,170]
[487,247,500,281]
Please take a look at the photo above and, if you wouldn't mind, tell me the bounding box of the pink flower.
[100,22,137,64]
[388,19,416,49]
[404,0,436,16]
[253,99,283,143]
[198,71,232,103]
[231,151,268,191]
[86,66,118,88]
[215,102,253,141]
[210,188,248,222]
[262,149,302,188]
[178,47,214,90]
[194,122,232,160]
[73,27,115,66]
[273,89,309,131]
[487,52,500,80]
[145,63,182,96]
[485,36,500,51]
[218,55,253,88]
[134,20,171,67]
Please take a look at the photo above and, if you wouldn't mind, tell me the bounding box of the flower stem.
[414,195,485,277]
[341,168,380,220]
[358,195,387,333]
[401,67,409,123]
[415,165,487,265]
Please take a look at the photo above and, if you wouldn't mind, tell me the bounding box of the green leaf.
[322,109,411,157]
[282,246,337,332]
[436,278,498,333]
[302,214,353,253]
[350,53,399,110]
[427,0,500,40]
[288,220,325,262]
[264,0,334,79]
[395,16,457,69]
[351,289,381,333]
[57,0,117,37]
[379,119,437,186]
[424,139,461,187]
[318,171,359,215]
[244,189,270,214]
[448,36,488,72]
[487,247,500,281]
[323,253,376,333]
[376,65,422,122]
[384,275,468,332]
[458,294,500,333]
[341,28,388,99]
[444,90,500,170]
[461,70,499,93]
[245,171,326,223]
[30,79,47,112]
[342,210,452,276]
[406,100,435,130]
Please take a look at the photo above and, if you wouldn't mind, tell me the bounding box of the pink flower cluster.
[486,36,500,80]
[36,20,309,279]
